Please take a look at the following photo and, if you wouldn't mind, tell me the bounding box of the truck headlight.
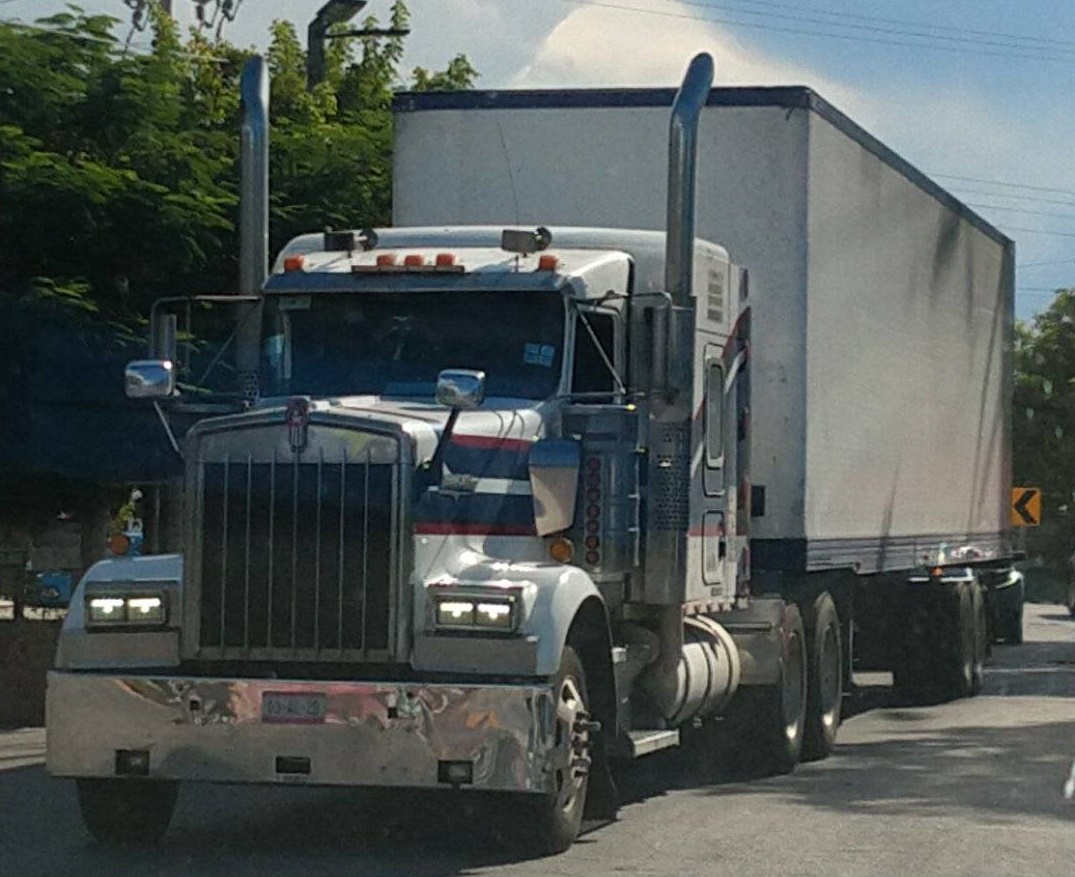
[433,596,516,632]
[86,592,168,628]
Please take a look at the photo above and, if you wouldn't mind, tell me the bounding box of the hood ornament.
[285,396,312,454]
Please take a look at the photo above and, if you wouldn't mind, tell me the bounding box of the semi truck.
[46,53,1014,853]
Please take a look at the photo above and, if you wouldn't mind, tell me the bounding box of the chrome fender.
[55,553,183,670]
[413,552,609,678]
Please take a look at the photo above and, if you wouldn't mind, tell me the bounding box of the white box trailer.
[392,85,1014,576]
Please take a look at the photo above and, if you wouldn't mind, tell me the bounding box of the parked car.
[980,567,1025,644]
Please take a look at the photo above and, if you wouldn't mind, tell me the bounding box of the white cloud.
[511,0,858,106]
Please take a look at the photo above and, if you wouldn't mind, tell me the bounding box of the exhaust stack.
[239,56,270,296]
[236,56,270,396]
[664,52,714,306]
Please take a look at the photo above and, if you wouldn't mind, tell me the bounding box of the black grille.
[198,459,395,657]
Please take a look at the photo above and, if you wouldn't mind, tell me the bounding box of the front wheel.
[76,778,179,845]
[521,645,592,855]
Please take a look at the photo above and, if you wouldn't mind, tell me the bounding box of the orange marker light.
[376,253,397,267]
[283,255,305,272]
[108,533,131,556]
[537,254,560,272]
[403,254,425,267]
[436,253,456,267]
[549,537,575,564]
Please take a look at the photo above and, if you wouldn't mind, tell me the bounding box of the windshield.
[259,290,564,400]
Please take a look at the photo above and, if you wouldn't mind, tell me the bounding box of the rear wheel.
[948,580,978,700]
[1003,605,1024,644]
[733,603,807,775]
[802,593,842,762]
[521,645,592,855]
[895,578,979,704]
[76,778,179,845]
[969,579,987,695]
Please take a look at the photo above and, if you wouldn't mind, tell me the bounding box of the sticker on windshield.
[278,295,311,311]
[524,343,556,368]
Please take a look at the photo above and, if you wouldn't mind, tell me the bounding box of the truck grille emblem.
[285,396,311,454]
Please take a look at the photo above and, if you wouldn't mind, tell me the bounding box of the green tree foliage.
[0,2,477,335]
[1013,289,1075,582]
[1013,291,1075,503]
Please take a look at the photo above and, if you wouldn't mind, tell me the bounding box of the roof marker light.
[376,253,397,267]
[436,253,456,267]
[403,254,426,267]
[283,255,305,272]
[537,254,560,272]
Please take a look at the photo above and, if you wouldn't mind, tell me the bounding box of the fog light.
[474,601,514,629]
[88,597,126,623]
[86,591,168,628]
[438,760,474,785]
[127,596,165,624]
[435,600,475,627]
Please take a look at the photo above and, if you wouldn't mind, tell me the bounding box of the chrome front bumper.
[46,672,556,793]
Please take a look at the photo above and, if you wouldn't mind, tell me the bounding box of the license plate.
[262,691,327,724]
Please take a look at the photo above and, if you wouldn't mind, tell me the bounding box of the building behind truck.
[46,54,1013,854]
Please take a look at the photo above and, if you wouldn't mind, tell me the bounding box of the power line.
[997,226,1075,240]
[931,173,1075,199]
[966,203,1075,223]
[1019,258,1075,269]
[552,0,1075,65]
[673,0,1075,58]
[696,0,1075,52]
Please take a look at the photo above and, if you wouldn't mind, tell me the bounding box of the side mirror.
[436,369,486,409]
[125,360,176,400]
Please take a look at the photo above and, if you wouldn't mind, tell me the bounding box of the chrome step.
[621,728,680,758]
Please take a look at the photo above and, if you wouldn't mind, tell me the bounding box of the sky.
[6,0,1075,320]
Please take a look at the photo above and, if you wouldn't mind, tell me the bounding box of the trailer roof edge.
[393,86,1012,251]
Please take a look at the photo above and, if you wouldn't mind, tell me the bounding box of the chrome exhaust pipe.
[237,56,269,396]
[664,52,714,306]
[239,55,269,297]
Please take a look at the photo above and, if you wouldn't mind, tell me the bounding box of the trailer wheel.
[1001,605,1024,645]
[802,593,842,762]
[76,778,179,845]
[522,645,591,855]
[948,580,978,700]
[970,580,988,694]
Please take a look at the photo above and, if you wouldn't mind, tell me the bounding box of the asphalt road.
[3,603,1075,877]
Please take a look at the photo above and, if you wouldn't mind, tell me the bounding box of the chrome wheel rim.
[783,630,806,742]
[552,676,590,815]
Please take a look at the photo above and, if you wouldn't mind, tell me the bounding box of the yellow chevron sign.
[1011,487,1041,527]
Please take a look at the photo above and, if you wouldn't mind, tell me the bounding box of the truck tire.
[1002,605,1024,645]
[970,579,988,694]
[733,603,807,775]
[521,645,591,855]
[802,593,842,762]
[948,580,978,700]
[76,778,179,845]
[895,578,978,704]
